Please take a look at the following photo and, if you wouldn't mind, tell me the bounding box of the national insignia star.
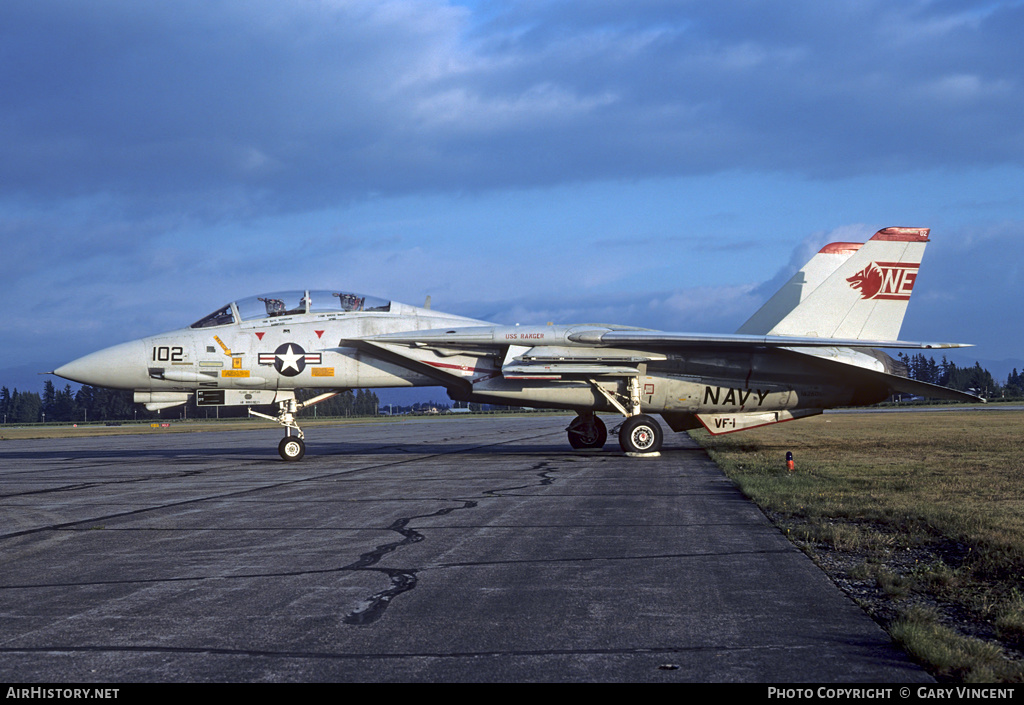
[276,345,304,373]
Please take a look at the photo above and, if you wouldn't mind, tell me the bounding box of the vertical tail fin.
[766,227,929,341]
[736,241,862,335]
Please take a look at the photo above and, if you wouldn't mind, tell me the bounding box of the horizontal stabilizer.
[784,349,985,403]
[877,372,985,403]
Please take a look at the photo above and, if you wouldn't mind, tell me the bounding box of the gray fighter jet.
[54,227,979,460]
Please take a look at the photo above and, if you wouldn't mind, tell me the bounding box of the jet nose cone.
[54,340,146,388]
[53,357,95,385]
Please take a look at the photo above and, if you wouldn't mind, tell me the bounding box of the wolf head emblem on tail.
[847,263,885,300]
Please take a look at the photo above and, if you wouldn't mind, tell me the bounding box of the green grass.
[890,606,1014,683]
[692,409,1024,682]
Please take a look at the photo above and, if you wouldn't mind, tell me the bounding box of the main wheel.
[618,415,663,454]
[567,415,607,449]
[279,436,306,461]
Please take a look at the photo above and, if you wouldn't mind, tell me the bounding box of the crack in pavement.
[342,462,554,625]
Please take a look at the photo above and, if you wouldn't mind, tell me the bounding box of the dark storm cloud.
[2,0,1022,216]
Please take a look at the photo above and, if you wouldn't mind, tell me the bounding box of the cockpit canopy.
[190,290,391,328]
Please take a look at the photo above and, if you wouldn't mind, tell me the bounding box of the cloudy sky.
[3,0,1023,394]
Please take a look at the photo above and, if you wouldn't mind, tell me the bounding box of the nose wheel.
[278,436,306,461]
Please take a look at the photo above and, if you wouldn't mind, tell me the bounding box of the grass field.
[692,408,1024,682]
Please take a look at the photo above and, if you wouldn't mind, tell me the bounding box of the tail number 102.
[152,346,185,362]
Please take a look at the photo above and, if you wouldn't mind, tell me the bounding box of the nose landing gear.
[248,391,342,461]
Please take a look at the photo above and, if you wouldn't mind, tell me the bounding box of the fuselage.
[51,226,976,458]
[55,289,489,400]
[54,288,894,418]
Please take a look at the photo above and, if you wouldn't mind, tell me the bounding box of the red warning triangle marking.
[315,330,325,339]
[255,332,265,340]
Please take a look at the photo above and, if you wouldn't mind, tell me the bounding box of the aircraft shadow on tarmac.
[0,432,703,462]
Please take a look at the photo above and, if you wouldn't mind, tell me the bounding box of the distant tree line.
[296,388,380,417]
[896,353,1022,399]
[0,381,387,424]
[1,382,152,424]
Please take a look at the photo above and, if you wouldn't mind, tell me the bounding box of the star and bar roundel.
[258,343,322,377]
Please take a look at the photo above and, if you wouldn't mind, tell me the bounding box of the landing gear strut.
[586,376,664,455]
[248,391,341,461]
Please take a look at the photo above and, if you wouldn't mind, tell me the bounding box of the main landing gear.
[566,377,664,455]
[617,414,663,454]
[566,412,663,454]
[567,413,607,449]
[248,391,341,461]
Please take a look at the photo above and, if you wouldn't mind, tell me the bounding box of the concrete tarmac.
[0,416,931,683]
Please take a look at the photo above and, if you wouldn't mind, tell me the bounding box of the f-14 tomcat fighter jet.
[54,227,979,460]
